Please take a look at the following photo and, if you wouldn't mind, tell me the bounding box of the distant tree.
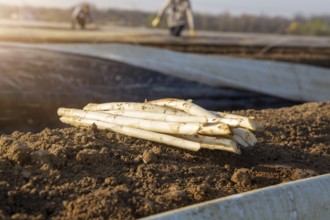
[298,19,330,35]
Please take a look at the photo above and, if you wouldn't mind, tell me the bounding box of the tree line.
[1,4,330,36]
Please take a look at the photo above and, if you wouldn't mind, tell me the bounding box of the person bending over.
[71,4,95,30]
[152,0,196,37]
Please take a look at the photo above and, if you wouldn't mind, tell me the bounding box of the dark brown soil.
[0,102,329,219]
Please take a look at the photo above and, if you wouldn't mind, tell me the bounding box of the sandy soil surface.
[1,19,330,47]
[1,20,329,68]
[0,102,329,219]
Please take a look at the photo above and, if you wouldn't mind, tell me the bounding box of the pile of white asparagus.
[58,98,262,154]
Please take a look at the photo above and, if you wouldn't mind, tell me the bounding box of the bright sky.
[0,0,329,17]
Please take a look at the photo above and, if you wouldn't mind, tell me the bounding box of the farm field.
[0,20,329,219]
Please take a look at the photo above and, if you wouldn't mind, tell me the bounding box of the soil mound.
[0,102,329,219]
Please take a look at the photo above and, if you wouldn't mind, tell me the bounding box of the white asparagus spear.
[210,111,254,119]
[221,112,255,120]
[178,134,240,154]
[233,135,250,148]
[148,98,217,118]
[198,123,231,135]
[103,110,258,131]
[218,117,259,131]
[148,98,259,132]
[83,102,188,116]
[178,134,237,148]
[210,111,261,131]
[58,108,200,135]
[59,117,201,151]
[58,108,231,136]
[199,143,241,154]
[149,98,261,131]
[232,128,258,147]
[103,110,220,123]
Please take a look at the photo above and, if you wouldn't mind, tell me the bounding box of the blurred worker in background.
[152,0,196,37]
[71,3,96,30]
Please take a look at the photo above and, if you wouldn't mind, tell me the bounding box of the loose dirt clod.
[231,168,252,187]
[0,102,329,219]
[142,151,157,164]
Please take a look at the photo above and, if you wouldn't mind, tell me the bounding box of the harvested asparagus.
[210,111,261,131]
[84,102,188,115]
[178,134,237,148]
[58,108,231,135]
[218,117,259,131]
[232,128,258,147]
[197,123,231,135]
[59,116,201,151]
[199,143,241,154]
[60,116,240,154]
[59,108,200,135]
[178,135,240,154]
[149,98,260,131]
[210,111,254,120]
[148,98,217,118]
[233,135,250,148]
[103,110,220,123]
[58,98,261,154]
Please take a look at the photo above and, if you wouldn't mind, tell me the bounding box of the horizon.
[0,0,330,18]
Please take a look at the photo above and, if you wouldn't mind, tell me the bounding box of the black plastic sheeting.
[0,46,298,133]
